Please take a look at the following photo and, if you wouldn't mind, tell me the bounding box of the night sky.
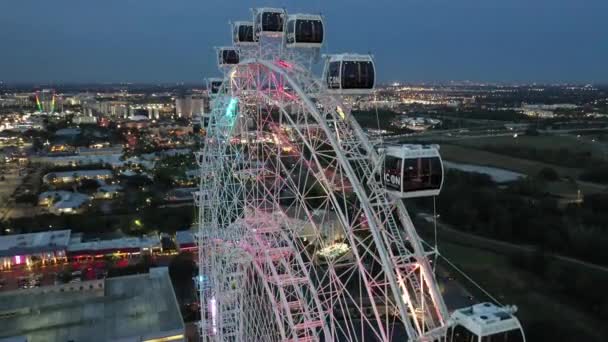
[1,0,606,83]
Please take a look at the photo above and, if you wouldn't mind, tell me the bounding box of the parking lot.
[0,259,111,292]
[0,264,62,291]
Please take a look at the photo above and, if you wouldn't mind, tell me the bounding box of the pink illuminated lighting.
[278,88,297,101]
[276,59,293,69]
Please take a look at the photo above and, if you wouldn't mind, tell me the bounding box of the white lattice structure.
[196,7,524,342]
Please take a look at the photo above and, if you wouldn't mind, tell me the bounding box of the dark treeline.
[431,109,529,122]
[3,205,194,237]
[511,250,608,332]
[416,170,608,266]
[479,144,603,169]
[580,166,608,184]
[473,144,608,184]
[352,110,399,131]
[412,170,608,339]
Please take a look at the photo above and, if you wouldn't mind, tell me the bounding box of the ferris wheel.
[196,7,525,342]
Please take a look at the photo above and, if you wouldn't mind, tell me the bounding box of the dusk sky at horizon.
[1,0,607,84]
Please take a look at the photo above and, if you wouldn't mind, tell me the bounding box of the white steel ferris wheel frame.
[197,54,454,342]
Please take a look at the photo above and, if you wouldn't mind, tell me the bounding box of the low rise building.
[522,108,555,118]
[0,230,71,270]
[176,230,196,252]
[54,127,81,137]
[67,234,161,259]
[165,187,197,203]
[0,268,185,342]
[39,191,91,215]
[1,228,163,269]
[76,146,123,156]
[49,192,90,215]
[42,169,113,184]
[93,184,123,199]
[38,190,73,206]
[33,154,122,167]
[72,115,98,125]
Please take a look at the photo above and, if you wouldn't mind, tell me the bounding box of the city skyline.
[1,0,607,84]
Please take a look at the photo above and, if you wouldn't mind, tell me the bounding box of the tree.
[580,165,608,184]
[15,193,37,205]
[78,178,100,192]
[538,167,560,181]
[141,206,194,234]
[154,168,175,189]
[525,127,540,136]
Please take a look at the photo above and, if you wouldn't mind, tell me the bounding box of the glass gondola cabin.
[217,47,239,67]
[382,145,443,198]
[254,8,286,37]
[323,54,375,95]
[285,14,324,48]
[232,21,256,45]
[206,78,223,96]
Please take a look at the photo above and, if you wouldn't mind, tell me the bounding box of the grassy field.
[440,144,582,178]
[438,241,607,341]
[453,134,601,155]
[352,110,399,131]
[424,134,608,339]
[440,142,607,195]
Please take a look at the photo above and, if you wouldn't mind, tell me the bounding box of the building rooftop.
[38,190,73,201]
[96,184,123,193]
[76,146,123,155]
[34,154,123,168]
[68,234,160,254]
[53,192,90,209]
[0,230,71,258]
[43,169,113,182]
[54,128,81,136]
[0,268,184,342]
[175,230,195,246]
[158,148,191,157]
[165,188,197,202]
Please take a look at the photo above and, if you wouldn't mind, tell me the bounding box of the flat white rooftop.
[43,169,113,183]
[0,230,71,258]
[67,235,160,253]
[0,268,184,342]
